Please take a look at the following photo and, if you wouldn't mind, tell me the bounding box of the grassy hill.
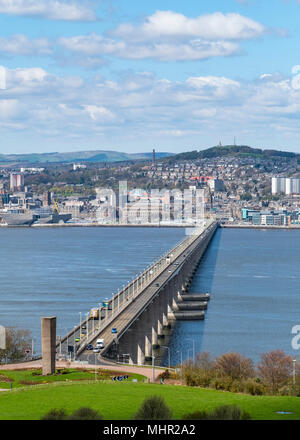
[0,381,300,420]
[167,145,300,162]
[0,150,173,165]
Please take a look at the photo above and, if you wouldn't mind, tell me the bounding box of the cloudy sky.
[1,0,300,154]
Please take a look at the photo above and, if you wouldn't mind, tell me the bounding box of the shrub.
[184,371,200,387]
[182,411,209,420]
[243,378,266,396]
[210,405,251,420]
[159,369,171,380]
[210,376,233,391]
[41,409,67,420]
[133,396,173,420]
[0,375,13,383]
[229,379,243,393]
[68,407,103,420]
[183,405,251,420]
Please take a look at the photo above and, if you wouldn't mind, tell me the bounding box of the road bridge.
[57,220,218,366]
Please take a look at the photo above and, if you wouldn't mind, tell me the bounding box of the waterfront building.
[242,207,300,225]
[208,178,225,192]
[10,173,24,191]
[272,177,300,195]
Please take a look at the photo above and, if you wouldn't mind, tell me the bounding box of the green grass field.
[0,368,145,389]
[1,381,300,420]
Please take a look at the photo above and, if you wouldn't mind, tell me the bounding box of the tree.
[209,405,251,420]
[68,407,103,420]
[183,405,251,420]
[194,352,215,372]
[216,352,254,381]
[41,407,103,420]
[258,350,293,393]
[133,396,173,420]
[41,409,67,420]
[0,327,32,364]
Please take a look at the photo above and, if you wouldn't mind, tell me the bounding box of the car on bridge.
[96,338,104,349]
[111,328,117,334]
[87,344,93,350]
[93,347,100,353]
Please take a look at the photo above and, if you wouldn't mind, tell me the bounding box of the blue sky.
[1,0,300,154]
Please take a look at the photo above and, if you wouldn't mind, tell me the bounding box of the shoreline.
[0,223,190,229]
[220,224,300,230]
[0,222,300,229]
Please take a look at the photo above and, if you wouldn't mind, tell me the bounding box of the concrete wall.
[41,316,56,375]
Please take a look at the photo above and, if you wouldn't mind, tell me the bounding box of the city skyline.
[1,1,300,153]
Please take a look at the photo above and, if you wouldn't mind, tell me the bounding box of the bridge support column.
[137,342,145,366]
[145,335,152,358]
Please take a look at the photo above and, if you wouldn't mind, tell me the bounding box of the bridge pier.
[76,222,218,367]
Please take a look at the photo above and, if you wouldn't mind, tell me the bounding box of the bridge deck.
[76,221,217,360]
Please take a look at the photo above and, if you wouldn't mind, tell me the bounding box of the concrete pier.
[181,293,211,301]
[172,311,205,321]
[41,316,56,375]
[74,221,218,366]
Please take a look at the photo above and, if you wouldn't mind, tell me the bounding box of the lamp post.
[105,298,109,320]
[161,345,170,369]
[187,338,195,361]
[86,313,89,338]
[176,350,183,382]
[79,312,82,339]
[293,359,297,386]
[152,348,156,383]
[73,325,77,361]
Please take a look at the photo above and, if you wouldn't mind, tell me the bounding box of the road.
[78,221,216,361]
[0,360,162,382]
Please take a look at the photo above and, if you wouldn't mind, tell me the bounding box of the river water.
[168,227,300,365]
[0,226,299,363]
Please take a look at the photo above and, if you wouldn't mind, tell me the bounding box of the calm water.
[0,227,185,353]
[168,228,300,365]
[0,227,299,363]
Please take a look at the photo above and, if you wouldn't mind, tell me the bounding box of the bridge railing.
[76,220,216,353]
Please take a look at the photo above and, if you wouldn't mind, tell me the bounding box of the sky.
[1,0,300,154]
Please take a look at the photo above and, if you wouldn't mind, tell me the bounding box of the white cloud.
[55,11,267,63]
[58,34,125,55]
[0,34,52,55]
[56,33,240,63]
[2,66,300,151]
[0,10,271,64]
[83,105,116,122]
[112,11,265,41]
[0,0,96,21]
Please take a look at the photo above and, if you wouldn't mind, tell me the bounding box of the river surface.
[0,227,185,354]
[0,227,299,363]
[168,227,300,365]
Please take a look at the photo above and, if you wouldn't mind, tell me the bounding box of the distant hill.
[167,145,300,162]
[0,150,173,165]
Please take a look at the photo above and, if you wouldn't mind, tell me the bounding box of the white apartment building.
[272,177,300,195]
